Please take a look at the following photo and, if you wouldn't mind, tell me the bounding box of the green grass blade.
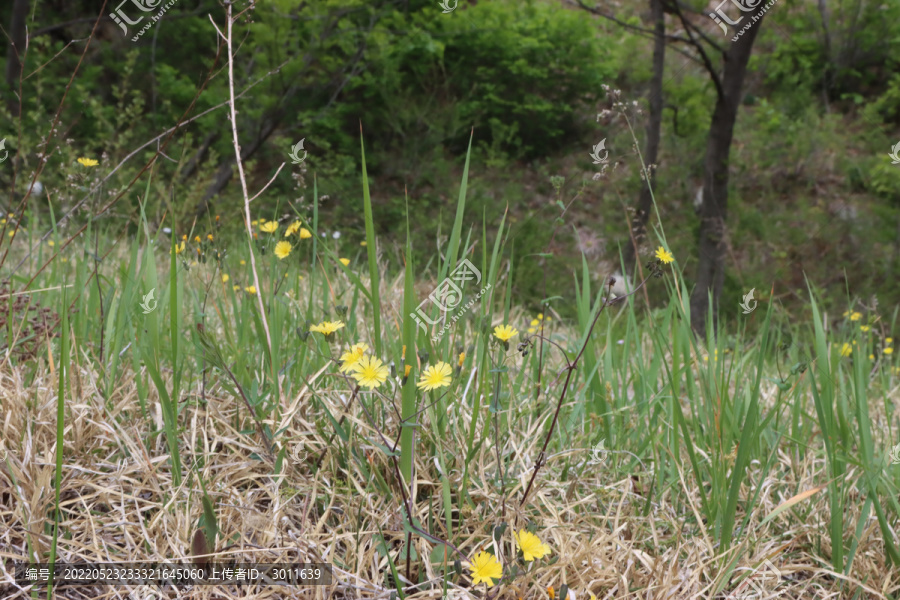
[359,127,382,356]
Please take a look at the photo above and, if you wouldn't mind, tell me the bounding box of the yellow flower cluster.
[527,313,551,335]
[467,529,553,589]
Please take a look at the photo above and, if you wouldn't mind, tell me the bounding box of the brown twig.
[519,268,661,508]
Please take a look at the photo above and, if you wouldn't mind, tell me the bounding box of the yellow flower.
[274,241,292,260]
[245,285,257,294]
[76,157,98,167]
[233,284,240,292]
[860,325,870,332]
[351,356,390,389]
[887,337,894,344]
[548,585,555,600]
[299,228,312,239]
[840,343,852,357]
[260,221,279,233]
[174,241,185,254]
[339,343,369,373]
[885,347,894,355]
[417,362,453,391]
[404,364,412,378]
[221,273,229,283]
[48,240,55,247]
[360,241,367,246]
[207,234,214,241]
[514,530,551,562]
[849,312,862,321]
[339,258,350,266]
[251,220,258,226]
[310,320,346,336]
[458,352,466,367]
[870,354,875,360]
[493,324,518,342]
[285,221,301,236]
[528,327,536,334]
[468,551,502,588]
[194,235,201,243]
[240,260,246,265]
[655,246,674,264]
[538,313,544,320]
[530,319,539,327]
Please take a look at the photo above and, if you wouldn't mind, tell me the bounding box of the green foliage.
[443,1,615,160]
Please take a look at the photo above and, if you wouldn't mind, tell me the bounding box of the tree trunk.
[5,0,29,116]
[690,23,764,337]
[622,0,665,278]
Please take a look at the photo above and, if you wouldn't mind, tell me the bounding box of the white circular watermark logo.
[140,287,158,314]
[740,288,757,314]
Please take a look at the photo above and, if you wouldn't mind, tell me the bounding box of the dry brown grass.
[1,346,899,599]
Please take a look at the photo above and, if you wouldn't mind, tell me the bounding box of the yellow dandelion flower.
[175,241,185,254]
[339,258,350,266]
[0,219,5,224]
[860,325,870,332]
[48,240,55,247]
[222,274,230,283]
[251,220,258,226]
[458,352,466,367]
[207,234,214,241]
[468,551,502,588]
[274,241,292,260]
[240,260,246,265]
[233,284,240,292]
[360,241,367,246]
[351,356,390,389]
[655,246,675,264]
[548,585,555,600]
[245,285,257,294]
[76,157,98,167]
[194,235,201,243]
[339,343,369,373]
[310,320,346,336]
[870,354,875,360]
[849,312,862,321]
[417,362,452,391]
[528,327,536,334]
[402,345,407,360]
[885,347,894,355]
[8,231,14,238]
[260,221,279,233]
[285,221,301,236]
[404,364,412,378]
[514,530,551,562]
[840,343,852,357]
[530,319,539,327]
[299,227,312,239]
[493,324,518,342]
[887,337,894,344]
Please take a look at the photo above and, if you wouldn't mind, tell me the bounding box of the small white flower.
[332,231,341,239]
